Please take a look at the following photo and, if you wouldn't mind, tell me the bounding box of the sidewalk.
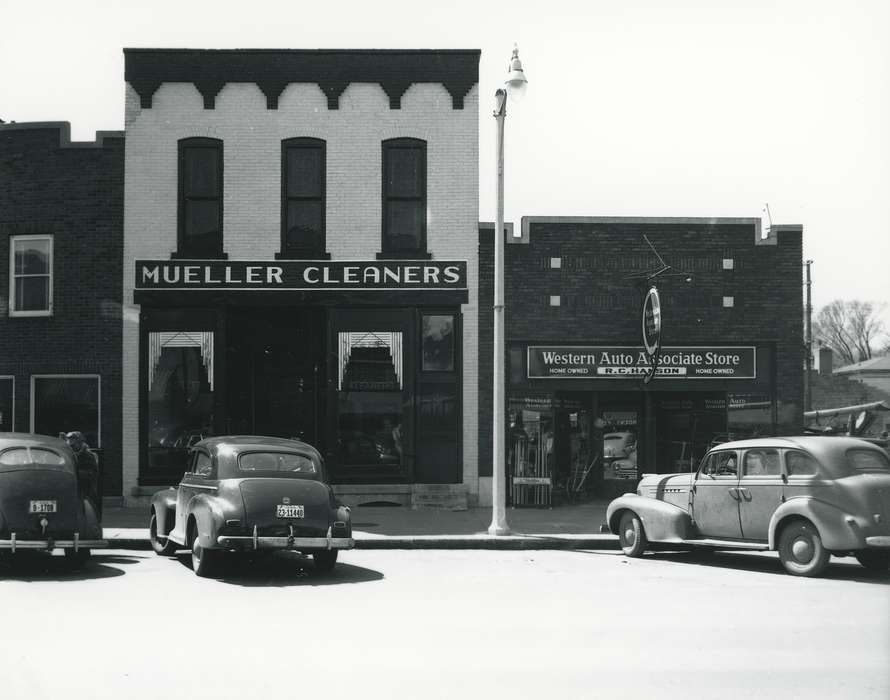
[102,501,620,550]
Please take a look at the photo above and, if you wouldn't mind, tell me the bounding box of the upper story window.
[280,138,326,258]
[381,138,427,258]
[9,235,53,317]
[177,138,224,259]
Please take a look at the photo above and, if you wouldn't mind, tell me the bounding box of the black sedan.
[149,436,354,577]
[0,432,106,567]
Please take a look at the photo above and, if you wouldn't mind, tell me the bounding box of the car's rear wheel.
[617,511,647,557]
[313,550,338,573]
[191,535,220,578]
[854,550,890,573]
[149,513,179,556]
[777,520,829,577]
[65,548,91,569]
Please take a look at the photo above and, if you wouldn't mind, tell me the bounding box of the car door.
[737,447,784,541]
[691,450,743,539]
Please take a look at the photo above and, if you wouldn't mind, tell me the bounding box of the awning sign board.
[527,346,756,380]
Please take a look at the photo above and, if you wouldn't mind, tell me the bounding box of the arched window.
[177,137,224,258]
[381,138,427,257]
[280,138,326,258]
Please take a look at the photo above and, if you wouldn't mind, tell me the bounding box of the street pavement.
[1,547,887,699]
[102,500,622,550]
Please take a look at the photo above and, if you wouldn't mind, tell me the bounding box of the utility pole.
[804,260,814,412]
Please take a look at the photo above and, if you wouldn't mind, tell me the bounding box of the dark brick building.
[0,122,124,498]
[479,216,804,503]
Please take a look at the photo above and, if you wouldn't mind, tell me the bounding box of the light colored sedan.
[606,436,890,576]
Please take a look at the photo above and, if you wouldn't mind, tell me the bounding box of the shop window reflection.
[421,315,454,371]
[147,332,214,483]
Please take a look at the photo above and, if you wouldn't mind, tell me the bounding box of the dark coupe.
[0,432,106,566]
[149,436,354,577]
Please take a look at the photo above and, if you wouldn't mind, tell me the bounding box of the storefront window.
[422,315,454,371]
[601,410,638,480]
[727,394,772,440]
[31,375,100,447]
[0,377,12,432]
[509,398,554,506]
[147,332,214,482]
[337,332,404,474]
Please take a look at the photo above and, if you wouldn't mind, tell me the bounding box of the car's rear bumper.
[217,534,354,551]
[864,535,890,548]
[0,535,107,552]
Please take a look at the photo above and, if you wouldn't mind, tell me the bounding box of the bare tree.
[814,300,888,365]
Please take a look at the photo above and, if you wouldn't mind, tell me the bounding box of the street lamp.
[489,45,528,536]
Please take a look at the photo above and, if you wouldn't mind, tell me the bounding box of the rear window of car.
[0,446,69,471]
[847,448,890,473]
[237,451,318,477]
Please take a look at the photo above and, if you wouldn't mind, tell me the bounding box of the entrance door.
[226,308,324,445]
[692,449,743,539]
[329,309,414,482]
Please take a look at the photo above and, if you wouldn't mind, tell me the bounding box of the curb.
[102,533,620,551]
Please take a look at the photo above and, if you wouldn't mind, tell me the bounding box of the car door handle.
[738,487,752,501]
[728,487,740,500]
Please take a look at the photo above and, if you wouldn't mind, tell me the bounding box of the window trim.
[279,137,328,259]
[176,137,225,259]
[9,234,53,317]
[380,137,429,258]
[0,376,14,431]
[29,374,101,448]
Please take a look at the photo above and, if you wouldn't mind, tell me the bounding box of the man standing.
[64,431,101,518]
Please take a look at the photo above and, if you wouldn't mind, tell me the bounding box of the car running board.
[682,538,770,550]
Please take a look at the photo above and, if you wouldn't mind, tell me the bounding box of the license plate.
[29,500,57,514]
[276,505,304,519]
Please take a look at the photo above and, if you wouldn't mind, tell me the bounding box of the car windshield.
[846,448,890,473]
[237,451,318,477]
[0,446,71,472]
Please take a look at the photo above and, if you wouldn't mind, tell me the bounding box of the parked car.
[606,436,890,576]
[149,435,354,577]
[0,432,106,566]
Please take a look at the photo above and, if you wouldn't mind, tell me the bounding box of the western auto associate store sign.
[528,346,756,380]
[135,260,467,291]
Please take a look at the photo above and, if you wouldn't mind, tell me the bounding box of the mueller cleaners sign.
[527,346,756,380]
[135,260,467,291]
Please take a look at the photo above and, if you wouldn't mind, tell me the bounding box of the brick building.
[479,217,804,503]
[0,122,124,498]
[122,49,481,506]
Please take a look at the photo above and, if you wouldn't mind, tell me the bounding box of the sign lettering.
[528,346,757,380]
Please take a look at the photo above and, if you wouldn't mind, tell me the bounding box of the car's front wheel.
[854,550,890,573]
[313,550,338,573]
[777,520,829,577]
[149,513,179,556]
[617,511,647,557]
[191,536,220,578]
[65,548,91,569]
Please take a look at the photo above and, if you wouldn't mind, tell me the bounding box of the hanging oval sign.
[642,286,662,356]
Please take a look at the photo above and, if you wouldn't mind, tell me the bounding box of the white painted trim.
[9,235,53,317]
[29,374,101,447]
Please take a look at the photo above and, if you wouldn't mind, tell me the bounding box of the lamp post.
[489,46,528,536]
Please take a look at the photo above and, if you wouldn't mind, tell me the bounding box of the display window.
[146,331,214,483]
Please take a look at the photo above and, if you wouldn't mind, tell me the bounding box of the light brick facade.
[122,52,480,504]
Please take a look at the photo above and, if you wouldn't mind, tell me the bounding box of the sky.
[2,0,888,333]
